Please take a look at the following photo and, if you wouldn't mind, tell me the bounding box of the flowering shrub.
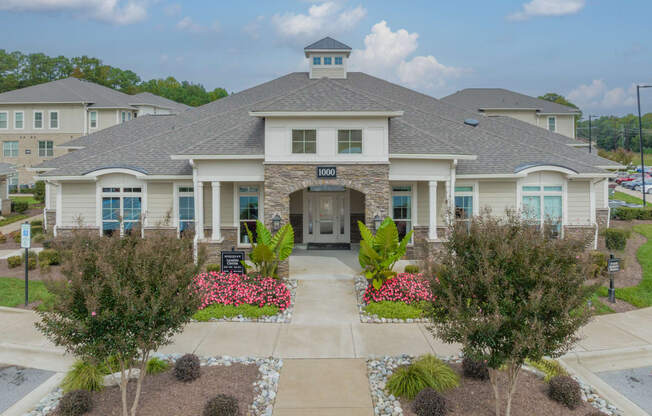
[193,272,291,311]
[363,273,434,305]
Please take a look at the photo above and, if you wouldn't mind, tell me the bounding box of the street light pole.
[636,85,652,205]
[588,115,599,154]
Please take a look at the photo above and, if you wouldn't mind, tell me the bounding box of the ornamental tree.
[36,229,204,416]
[425,211,597,416]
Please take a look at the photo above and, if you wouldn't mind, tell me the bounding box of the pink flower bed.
[193,272,291,311]
[363,273,434,305]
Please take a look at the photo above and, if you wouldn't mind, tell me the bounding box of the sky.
[1,0,651,117]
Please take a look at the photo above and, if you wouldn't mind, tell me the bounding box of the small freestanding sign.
[21,222,31,306]
[607,255,620,303]
[221,250,245,275]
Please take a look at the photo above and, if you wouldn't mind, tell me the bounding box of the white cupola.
[304,37,352,80]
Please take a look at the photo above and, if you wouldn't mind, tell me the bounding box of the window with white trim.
[49,111,59,129]
[3,141,18,157]
[454,186,474,226]
[34,112,43,129]
[292,129,316,154]
[238,186,259,244]
[335,57,343,65]
[178,186,195,235]
[521,185,562,237]
[38,140,54,157]
[0,112,7,129]
[14,112,23,129]
[392,185,412,242]
[337,129,362,154]
[101,187,142,236]
[547,116,556,132]
[7,173,17,193]
[90,111,97,129]
[313,57,321,65]
[323,57,332,65]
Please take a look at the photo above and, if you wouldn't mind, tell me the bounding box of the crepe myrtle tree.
[36,228,204,416]
[425,211,597,416]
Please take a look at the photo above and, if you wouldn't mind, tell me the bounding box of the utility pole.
[636,84,651,205]
[588,115,599,153]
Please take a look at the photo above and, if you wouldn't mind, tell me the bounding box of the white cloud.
[163,3,181,16]
[0,0,148,25]
[271,1,366,40]
[349,21,465,92]
[176,16,220,34]
[243,15,265,40]
[568,80,637,110]
[508,0,585,21]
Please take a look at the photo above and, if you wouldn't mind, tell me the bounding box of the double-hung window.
[454,186,474,228]
[7,174,17,193]
[34,111,43,129]
[238,186,259,244]
[292,129,316,153]
[0,112,7,129]
[178,186,195,234]
[337,129,362,154]
[3,141,18,157]
[38,141,54,157]
[14,112,23,129]
[90,111,97,129]
[49,111,59,129]
[392,185,413,242]
[323,57,332,65]
[547,116,556,132]
[101,187,142,236]
[121,111,131,123]
[335,57,343,65]
[522,185,563,236]
[313,57,321,65]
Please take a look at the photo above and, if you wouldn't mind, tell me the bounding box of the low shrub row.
[10,200,28,214]
[605,228,630,251]
[364,300,427,319]
[612,206,652,221]
[6,249,60,269]
[193,271,291,312]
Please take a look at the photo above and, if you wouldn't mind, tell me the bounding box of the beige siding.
[221,182,234,225]
[479,181,516,216]
[147,182,173,226]
[417,181,429,225]
[567,180,591,224]
[61,182,95,226]
[595,179,606,209]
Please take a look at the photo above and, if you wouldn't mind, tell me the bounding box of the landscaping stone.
[366,355,621,416]
[355,275,429,324]
[191,279,297,323]
[22,355,283,416]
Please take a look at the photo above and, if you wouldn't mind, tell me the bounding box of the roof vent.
[464,118,479,127]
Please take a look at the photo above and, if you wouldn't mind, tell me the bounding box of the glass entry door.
[304,190,349,244]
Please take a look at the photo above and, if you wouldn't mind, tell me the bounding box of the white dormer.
[304,37,352,80]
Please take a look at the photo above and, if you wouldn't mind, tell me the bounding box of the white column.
[211,181,221,240]
[429,181,438,240]
[194,181,204,240]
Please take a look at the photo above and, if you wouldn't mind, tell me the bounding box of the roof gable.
[304,37,352,51]
[442,88,580,114]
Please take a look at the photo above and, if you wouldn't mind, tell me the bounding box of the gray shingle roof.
[36,72,618,177]
[0,163,16,176]
[441,88,581,114]
[304,37,352,51]
[0,77,188,112]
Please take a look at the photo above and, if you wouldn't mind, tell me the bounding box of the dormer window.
[305,37,352,79]
[313,57,321,65]
[335,57,343,65]
[323,57,332,65]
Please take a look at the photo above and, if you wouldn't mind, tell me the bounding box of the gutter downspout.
[190,159,198,264]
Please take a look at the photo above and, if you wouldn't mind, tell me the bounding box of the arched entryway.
[289,186,366,247]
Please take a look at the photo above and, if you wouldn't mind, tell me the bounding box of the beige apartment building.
[0,77,189,188]
[442,88,580,139]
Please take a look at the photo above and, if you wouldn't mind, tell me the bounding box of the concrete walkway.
[2,250,652,415]
[0,212,43,235]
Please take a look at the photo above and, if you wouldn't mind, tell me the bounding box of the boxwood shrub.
[7,255,21,268]
[205,263,220,273]
[604,228,630,251]
[612,207,652,221]
[11,200,28,214]
[39,249,61,266]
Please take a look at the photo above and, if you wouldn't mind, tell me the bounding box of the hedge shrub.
[39,249,61,266]
[462,357,489,380]
[587,251,607,279]
[23,250,37,270]
[203,394,239,416]
[605,228,630,251]
[404,264,420,274]
[548,375,582,409]
[412,388,448,416]
[174,353,200,382]
[57,390,93,416]
[30,219,43,226]
[612,207,652,221]
[7,255,21,268]
[11,200,28,214]
[206,263,220,273]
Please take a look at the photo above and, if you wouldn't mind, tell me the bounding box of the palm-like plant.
[245,220,294,279]
[358,217,413,290]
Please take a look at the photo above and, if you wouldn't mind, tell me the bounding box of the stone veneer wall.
[44,209,56,232]
[596,208,609,230]
[564,225,596,246]
[198,226,244,264]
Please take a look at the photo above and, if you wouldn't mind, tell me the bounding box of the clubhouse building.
[34,38,619,274]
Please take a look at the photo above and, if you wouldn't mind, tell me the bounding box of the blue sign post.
[21,222,31,306]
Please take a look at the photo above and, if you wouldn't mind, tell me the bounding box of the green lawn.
[10,196,41,206]
[596,224,652,307]
[0,214,29,227]
[590,292,615,315]
[193,303,279,321]
[0,276,54,311]
[632,152,652,167]
[611,191,652,206]
[365,301,428,319]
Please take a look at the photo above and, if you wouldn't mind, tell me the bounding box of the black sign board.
[608,258,621,273]
[221,250,245,275]
[317,166,337,179]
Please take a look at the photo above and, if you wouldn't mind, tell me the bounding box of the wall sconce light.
[373,214,382,231]
[272,214,281,231]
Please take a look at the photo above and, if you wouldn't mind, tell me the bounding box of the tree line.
[0,50,228,107]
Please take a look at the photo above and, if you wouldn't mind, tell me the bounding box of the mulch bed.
[400,364,599,416]
[51,364,259,416]
[0,262,64,282]
[598,220,646,288]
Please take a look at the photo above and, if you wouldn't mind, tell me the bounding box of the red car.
[616,175,636,184]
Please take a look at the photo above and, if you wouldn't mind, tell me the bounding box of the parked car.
[616,175,636,185]
[635,183,652,194]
